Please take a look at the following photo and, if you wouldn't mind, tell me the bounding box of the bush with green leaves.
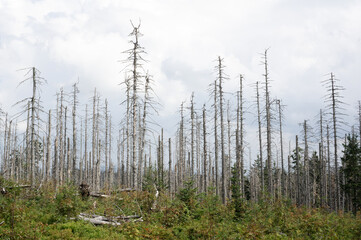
[54,184,83,218]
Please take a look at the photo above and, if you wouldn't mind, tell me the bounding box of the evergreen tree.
[341,134,361,214]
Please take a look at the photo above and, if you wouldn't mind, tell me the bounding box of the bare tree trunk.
[277,100,285,197]
[190,93,195,178]
[64,107,69,182]
[83,105,88,183]
[30,68,36,186]
[125,79,130,187]
[304,120,310,208]
[95,97,100,191]
[239,75,245,198]
[179,103,185,188]
[67,137,70,182]
[319,110,324,206]
[326,125,332,209]
[117,129,121,186]
[256,82,264,195]
[109,116,113,188]
[216,56,226,203]
[213,79,219,197]
[45,110,51,182]
[235,92,241,197]
[59,89,64,186]
[168,138,172,195]
[3,115,8,179]
[263,50,273,196]
[330,73,340,211]
[72,83,78,183]
[92,89,97,189]
[105,99,109,187]
[79,119,83,183]
[202,105,207,193]
[296,135,300,206]
[227,102,232,199]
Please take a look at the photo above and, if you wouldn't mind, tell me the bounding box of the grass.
[0,181,360,239]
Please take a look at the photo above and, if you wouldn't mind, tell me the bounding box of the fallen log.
[78,215,121,226]
[89,192,111,198]
[7,185,31,189]
[77,213,143,225]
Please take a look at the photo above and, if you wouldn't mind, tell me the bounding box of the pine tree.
[341,134,361,214]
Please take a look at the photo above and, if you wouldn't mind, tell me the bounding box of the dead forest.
[1,24,361,215]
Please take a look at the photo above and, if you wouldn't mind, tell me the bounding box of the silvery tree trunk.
[263,50,273,196]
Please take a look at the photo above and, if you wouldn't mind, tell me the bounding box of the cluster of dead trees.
[0,23,360,214]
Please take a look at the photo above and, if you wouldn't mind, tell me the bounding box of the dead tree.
[322,73,346,211]
[17,67,46,186]
[104,99,109,187]
[84,105,88,182]
[91,89,97,189]
[45,110,51,182]
[168,138,172,194]
[202,105,207,192]
[277,100,285,197]
[216,56,227,204]
[72,82,79,183]
[262,49,273,196]
[303,120,311,208]
[296,135,300,205]
[256,82,264,194]
[239,75,245,198]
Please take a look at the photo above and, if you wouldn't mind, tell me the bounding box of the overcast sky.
[0,0,360,160]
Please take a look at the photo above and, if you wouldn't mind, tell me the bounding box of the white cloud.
[0,0,360,156]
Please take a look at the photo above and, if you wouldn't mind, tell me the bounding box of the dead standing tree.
[322,73,346,211]
[16,67,46,187]
[121,21,147,189]
[262,49,273,196]
[71,82,79,183]
[276,99,285,197]
[215,56,228,204]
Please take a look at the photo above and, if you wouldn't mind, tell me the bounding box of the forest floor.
[0,181,360,239]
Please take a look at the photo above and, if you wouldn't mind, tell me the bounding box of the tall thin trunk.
[256,82,264,194]
[296,135,300,206]
[84,105,88,182]
[330,73,340,211]
[202,105,207,193]
[105,99,109,187]
[190,93,195,177]
[59,89,64,186]
[92,89,97,188]
[30,67,36,186]
[277,100,285,197]
[264,50,272,196]
[327,125,332,209]
[235,92,241,197]
[45,110,51,182]
[168,138,172,195]
[239,75,244,198]
[304,120,310,208]
[213,79,219,197]
[109,116,113,188]
[217,56,226,203]
[72,83,78,183]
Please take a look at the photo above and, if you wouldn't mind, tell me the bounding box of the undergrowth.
[0,179,360,239]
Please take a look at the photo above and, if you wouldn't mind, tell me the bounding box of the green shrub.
[55,184,82,218]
